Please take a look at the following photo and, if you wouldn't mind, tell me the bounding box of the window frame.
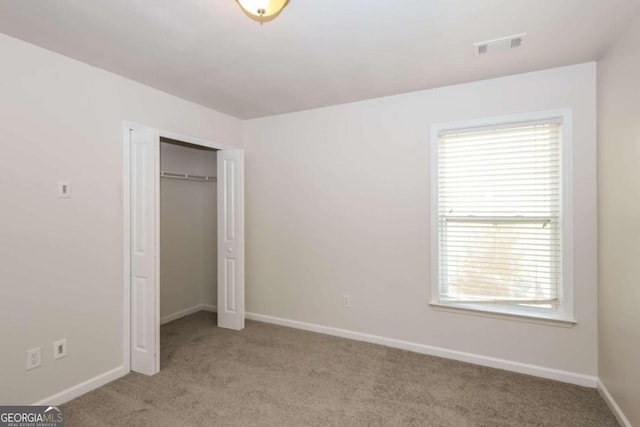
[429,110,575,326]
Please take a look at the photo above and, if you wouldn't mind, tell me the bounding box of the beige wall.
[160,142,217,321]
[0,34,241,404]
[243,63,598,378]
[597,10,640,426]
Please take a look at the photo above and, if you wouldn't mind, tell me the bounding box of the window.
[430,111,574,324]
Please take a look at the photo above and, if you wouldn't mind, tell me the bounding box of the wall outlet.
[53,339,67,360]
[342,295,351,308]
[26,347,41,371]
[57,181,71,198]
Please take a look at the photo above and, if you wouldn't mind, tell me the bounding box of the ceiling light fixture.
[236,0,289,23]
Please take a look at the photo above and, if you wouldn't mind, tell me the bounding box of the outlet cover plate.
[342,295,351,308]
[53,339,67,360]
[26,347,42,370]
[57,181,71,198]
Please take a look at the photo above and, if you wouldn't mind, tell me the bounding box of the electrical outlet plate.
[26,347,42,371]
[57,181,71,198]
[342,295,350,308]
[53,339,67,360]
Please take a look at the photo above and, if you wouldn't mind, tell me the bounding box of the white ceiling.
[0,0,638,119]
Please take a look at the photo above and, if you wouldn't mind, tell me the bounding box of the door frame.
[122,121,244,373]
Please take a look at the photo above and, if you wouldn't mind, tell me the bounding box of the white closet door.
[130,128,159,375]
[217,148,245,330]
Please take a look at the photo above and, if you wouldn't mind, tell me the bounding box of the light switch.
[57,181,71,198]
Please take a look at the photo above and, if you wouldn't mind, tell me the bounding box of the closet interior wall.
[160,139,217,322]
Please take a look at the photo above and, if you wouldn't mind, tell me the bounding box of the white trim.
[430,302,576,327]
[160,304,217,325]
[33,366,127,406]
[246,311,596,387]
[597,380,632,427]
[154,128,161,373]
[429,109,575,324]
[158,128,234,151]
[559,111,575,321]
[200,304,217,313]
[122,122,133,373]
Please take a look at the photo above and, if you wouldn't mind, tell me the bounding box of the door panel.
[217,149,245,330]
[130,127,159,375]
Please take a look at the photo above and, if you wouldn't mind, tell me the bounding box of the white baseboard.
[245,312,598,388]
[33,365,128,406]
[161,304,217,325]
[201,304,217,313]
[597,380,632,427]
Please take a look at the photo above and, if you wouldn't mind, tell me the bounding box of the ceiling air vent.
[474,33,526,56]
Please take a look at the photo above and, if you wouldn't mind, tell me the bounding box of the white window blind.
[436,120,561,306]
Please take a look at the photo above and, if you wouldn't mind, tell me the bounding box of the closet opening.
[159,138,218,327]
[124,124,245,376]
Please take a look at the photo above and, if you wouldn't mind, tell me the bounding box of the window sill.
[429,301,577,328]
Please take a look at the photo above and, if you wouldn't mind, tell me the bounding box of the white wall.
[598,10,640,426]
[160,142,217,322]
[0,34,241,404]
[243,63,598,378]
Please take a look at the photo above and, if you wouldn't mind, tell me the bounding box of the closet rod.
[160,171,217,182]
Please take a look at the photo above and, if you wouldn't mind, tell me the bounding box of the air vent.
[474,33,526,56]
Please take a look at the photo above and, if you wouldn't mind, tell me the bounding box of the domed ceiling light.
[236,0,289,23]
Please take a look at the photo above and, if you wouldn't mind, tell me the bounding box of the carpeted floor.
[65,311,617,426]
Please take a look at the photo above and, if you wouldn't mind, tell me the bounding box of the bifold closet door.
[129,127,159,375]
[217,148,245,330]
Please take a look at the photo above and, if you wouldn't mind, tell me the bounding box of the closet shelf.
[160,171,217,182]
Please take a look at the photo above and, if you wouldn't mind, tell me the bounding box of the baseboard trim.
[161,304,217,325]
[245,312,597,388]
[201,304,217,312]
[597,380,632,427]
[33,365,128,406]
